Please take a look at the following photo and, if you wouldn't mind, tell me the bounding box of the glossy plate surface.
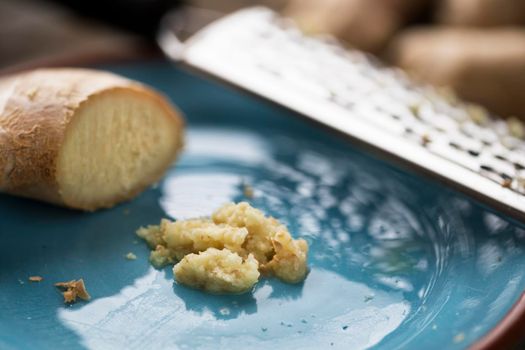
[1,61,524,350]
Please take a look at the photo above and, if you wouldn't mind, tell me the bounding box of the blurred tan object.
[285,0,430,53]
[387,28,525,120]
[188,0,287,13]
[0,0,145,71]
[436,0,525,26]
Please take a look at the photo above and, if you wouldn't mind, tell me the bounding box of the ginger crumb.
[501,178,513,188]
[28,276,43,282]
[243,183,254,198]
[408,103,420,118]
[453,332,465,343]
[55,279,91,303]
[219,307,231,316]
[421,134,431,146]
[507,116,525,139]
[137,202,309,293]
[126,252,137,260]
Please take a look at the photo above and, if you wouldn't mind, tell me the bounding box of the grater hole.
[449,142,461,150]
[500,173,513,182]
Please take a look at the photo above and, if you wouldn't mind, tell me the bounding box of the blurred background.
[1,0,525,123]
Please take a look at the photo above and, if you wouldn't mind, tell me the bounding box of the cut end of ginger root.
[136,202,309,293]
[0,68,184,211]
[55,279,91,303]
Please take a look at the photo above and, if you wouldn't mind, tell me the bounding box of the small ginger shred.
[55,279,91,303]
[126,252,137,260]
[501,178,513,188]
[28,276,43,282]
[243,183,254,198]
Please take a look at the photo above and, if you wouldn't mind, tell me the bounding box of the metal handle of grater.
[158,6,525,222]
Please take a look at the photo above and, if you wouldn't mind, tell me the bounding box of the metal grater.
[159,6,525,221]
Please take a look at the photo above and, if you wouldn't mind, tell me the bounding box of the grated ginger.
[162,218,248,260]
[137,202,308,293]
[173,248,260,294]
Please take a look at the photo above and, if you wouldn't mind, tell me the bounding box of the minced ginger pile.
[137,202,308,293]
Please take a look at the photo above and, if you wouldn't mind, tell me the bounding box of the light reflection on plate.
[58,268,409,350]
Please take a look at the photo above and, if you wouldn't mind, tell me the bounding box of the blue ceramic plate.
[1,61,524,350]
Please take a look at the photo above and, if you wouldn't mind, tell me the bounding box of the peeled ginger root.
[0,68,184,210]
